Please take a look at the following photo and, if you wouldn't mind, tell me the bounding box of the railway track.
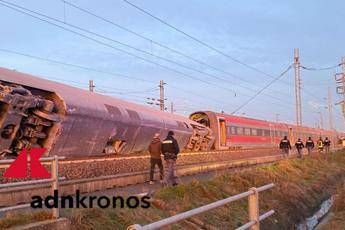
[0,148,278,182]
[0,147,276,169]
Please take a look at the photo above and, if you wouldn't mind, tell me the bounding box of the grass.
[0,211,52,229]
[1,151,345,229]
[67,151,345,229]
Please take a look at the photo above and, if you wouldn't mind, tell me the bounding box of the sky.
[0,0,344,131]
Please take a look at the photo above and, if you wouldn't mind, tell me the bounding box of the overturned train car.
[0,67,214,158]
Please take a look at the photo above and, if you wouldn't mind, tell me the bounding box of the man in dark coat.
[148,133,164,184]
[161,131,180,186]
[295,138,304,158]
[323,137,331,154]
[305,137,315,155]
[279,136,291,157]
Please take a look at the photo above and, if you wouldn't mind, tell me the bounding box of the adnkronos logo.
[3,148,151,209]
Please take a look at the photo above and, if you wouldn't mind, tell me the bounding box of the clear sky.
[0,0,344,131]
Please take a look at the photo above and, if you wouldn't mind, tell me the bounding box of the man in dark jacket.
[305,137,314,155]
[279,136,291,157]
[323,137,331,154]
[295,138,304,158]
[148,133,164,184]
[161,131,180,186]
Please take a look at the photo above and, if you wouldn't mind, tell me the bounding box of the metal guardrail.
[0,155,65,218]
[128,183,275,230]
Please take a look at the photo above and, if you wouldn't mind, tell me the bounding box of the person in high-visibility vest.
[317,137,324,153]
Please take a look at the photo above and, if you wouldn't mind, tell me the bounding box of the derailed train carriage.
[0,67,214,158]
[190,111,343,150]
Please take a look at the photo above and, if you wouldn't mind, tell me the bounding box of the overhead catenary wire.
[0,1,300,108]
[61,0,293,99]
[0,48,235,108]
[0,48,155,84]
[0,47,300,114]
[231,65,293,114]
[301,64,341,71]
[0,0,243,96]
[122,0,294,85]
[1,1,328,114]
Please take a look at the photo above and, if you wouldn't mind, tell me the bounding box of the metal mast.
[294,48,302,126]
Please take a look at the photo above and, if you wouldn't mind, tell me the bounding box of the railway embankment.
[1,150,344,229]
[67,150,345,229]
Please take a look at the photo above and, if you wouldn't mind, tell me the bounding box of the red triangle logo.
[3,148,51,179]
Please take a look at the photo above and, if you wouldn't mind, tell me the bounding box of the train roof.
[0,67,197,125]
[195,110,341,134]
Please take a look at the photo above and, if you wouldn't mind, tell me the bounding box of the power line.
[1,2,311,112]
[122,0,294,83]
[0,0,243,96]
[231,65,293,114]
[0,48,236,108]
[301,64,341,71]
[0,0,298,107]
[62,0,293,99]
[0,1,244,99]
[0,48,155,84]
[10,1,299,106]
[1,47,298,113]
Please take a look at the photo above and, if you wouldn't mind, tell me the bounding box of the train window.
[244,128,251,136]
[126,109,141,120]
[104,104,122,116]
[226,126,231,136]
[237,127,243,135]
[252,129,257,136]
[264,130,270,136]
[230,126,236,135]
[257,129,263,136]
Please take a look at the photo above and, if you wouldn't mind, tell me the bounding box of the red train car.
[190,111,343,150]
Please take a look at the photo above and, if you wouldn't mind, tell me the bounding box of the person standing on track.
[279,136,291,157]
[161,131,180,186]
[295,138,304,158]
[317,137,324,153]
[305,137,315,155]
[323,137,331,154]
[148,133,164,185]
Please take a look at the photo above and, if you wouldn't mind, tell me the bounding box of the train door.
[219,118,226,147]
[269,124,275,147]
